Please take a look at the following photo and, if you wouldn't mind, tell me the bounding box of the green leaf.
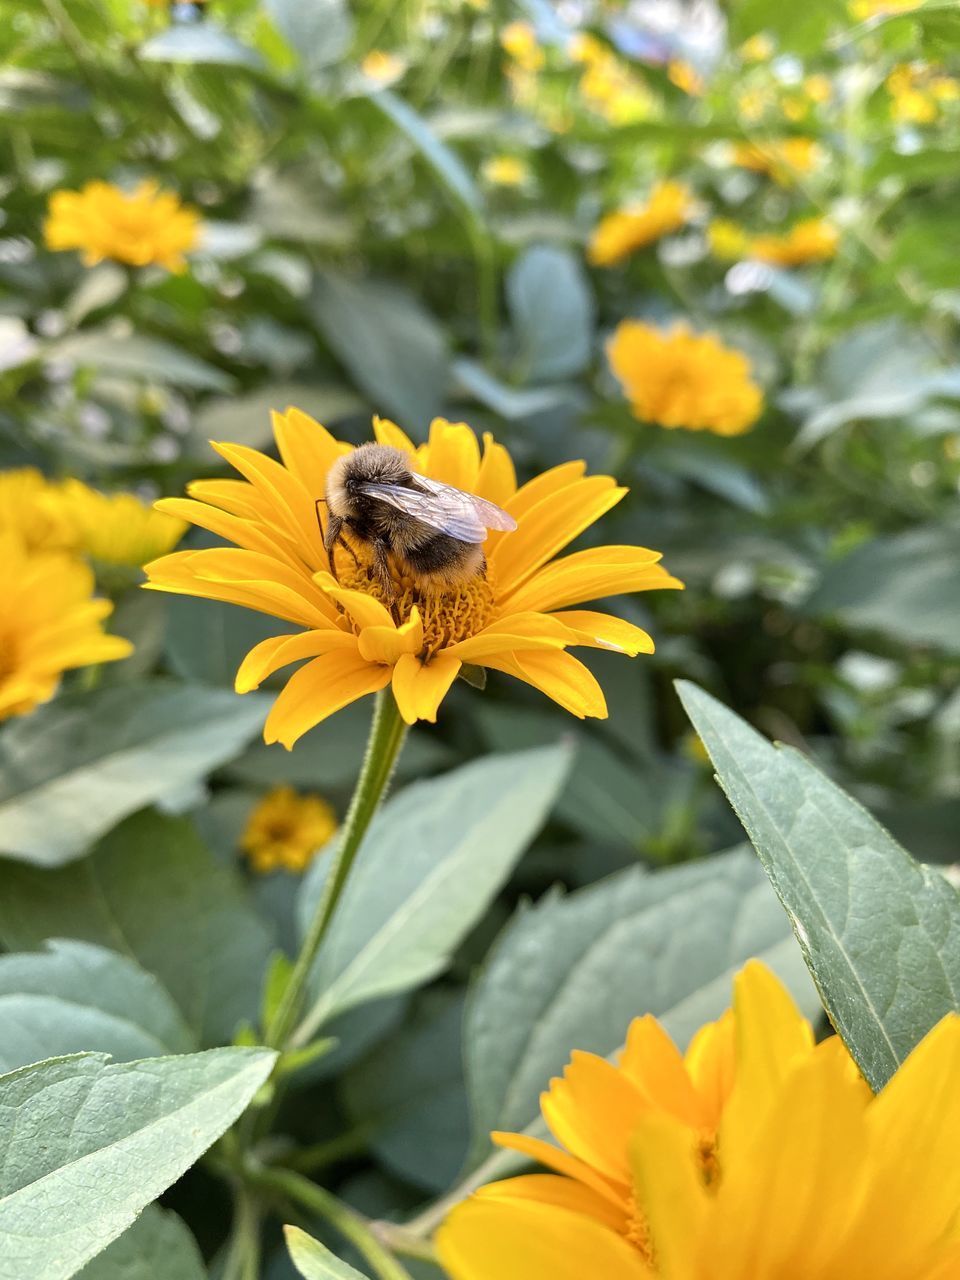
[164,597,293,689]
[0,681,267,865]
[265,0,354,80]
[506,245,595,382]
[0,940,195,1073]
[76,1205,206,1280]
[728,0,847,53]
[342,990,468,1193]
[452,358,577,420]
[195,381,365,451]
[0,1047,275,1280]
[285,1226,370,1280]
[676,681,960,1092]
[310,271,449,433]
[45,332,235,392]
[297,745,572,1036]
[0,811,275,1046]
[465,848,816,1159]
[805,525,960,654]
[369,91,483,218]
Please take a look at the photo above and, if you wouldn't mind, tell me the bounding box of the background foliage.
[1,0,959,1277]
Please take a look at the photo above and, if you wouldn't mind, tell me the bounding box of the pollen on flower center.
[337,551,497,660]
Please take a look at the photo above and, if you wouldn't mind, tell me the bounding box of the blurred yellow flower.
[851,0,921,17]
[710,217,838,266]
[580,59,655,124]
[501,21,544,72]
[569,33,608,66]
[58,480,187,567]
[588,181,695,267]
[144,413,681,744]
[438,963,960,1280]
[0,468,77,554]
[608,322,763,436]
[482,156,530,187]
[739,33,774,61]
[44,180,201,273]
[887,63,959,123]
[360,50,406,85]
[804,74,833,105]
[241,786,338,874]
[733,137,822,183]
[0,535,133,721]
[668,60,704,96]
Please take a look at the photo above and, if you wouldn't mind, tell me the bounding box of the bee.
[322,444,517,597]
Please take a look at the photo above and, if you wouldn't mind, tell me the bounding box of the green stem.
[265,691,408,1050]
[286,1124,378,1174]
[250,1165,414,1280]
[221,1183,262,1280]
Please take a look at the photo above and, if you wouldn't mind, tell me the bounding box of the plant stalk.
[265,690,407,1050]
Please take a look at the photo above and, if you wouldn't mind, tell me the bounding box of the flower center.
[337,550,497,661]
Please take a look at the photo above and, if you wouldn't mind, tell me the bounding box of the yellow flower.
[732,138,822,183]
[501,21,544,72]
[804,74,833,105]
[0,535,133,721]
[588,181,695,267]
[0,468,77,554]
[851,0,921,17]
[750,217,839,266]
[241,785,338,874]
[608,322,763,436]
[580,60,655,125]
[360,50,406,85]
[569,33,609,66]
[57,480,186,567]
[437,962,960,1280]
[710,217,838,266]
[739,33,774,61]
[482,156,530,188]
[143,414,682,745]
[667,60,704,96]
[44,180,201,273]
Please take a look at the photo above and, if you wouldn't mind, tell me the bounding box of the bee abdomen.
[401,534,485,587]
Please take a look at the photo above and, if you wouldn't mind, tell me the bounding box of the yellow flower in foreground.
[0,468,77,553]
[733,137,822,183]
[241,786,338,874]
[710,217,838,266]
[360,50,406,86]
[0,536,133,720]
[44,180,201,273]
[143,414,682,744]
[608,322,763,436]
[438,962,960,1280]
[58,480,186,567]
[482,156,530,188]
[588,181,695,267]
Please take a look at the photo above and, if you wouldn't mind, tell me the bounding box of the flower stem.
[249,1164,414,1280]
[265,690,407,1051]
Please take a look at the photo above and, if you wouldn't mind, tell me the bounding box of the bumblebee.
[322,444,516,597]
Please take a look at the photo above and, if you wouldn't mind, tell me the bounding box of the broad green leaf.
[296,745,571,1038]
[369,91,483,218]
[805,525,960,654]
[164,597,293,688]
[342,990,468,1193]
[76,1205,206,1280]
[195,381,365,451]
[45,332,234,392]
[310,271,449,433]
[465,847,816,1160]
[677,681,960,1091]
[506,245,595,382]
[0,811,275,1046]
[729,0,847,53]
[285,1226,370,1280]
[0,940,194,1073]
[452,358,577,420]
[0,1047,275,1280]
[0,681,267,865]
[265,0,354,80]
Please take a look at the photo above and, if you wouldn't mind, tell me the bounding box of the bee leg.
[322,513,344,582]
[371,539,398,616]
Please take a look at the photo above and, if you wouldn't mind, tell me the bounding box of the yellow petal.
[186,478,263,521]
[373,414,418,455]
[144,550,334,629]
[155,497,302,567]
[264,650,392,748]
[444,612,575,663]
[271,407,345,498]
[550,610,655,655]
[506,459,588,521]
[491,1132,627,1209]
[476,431,517,507]
[478,1174,627,1236]
[391,651,461,723]
[541,1051,648,1182]
[629,1113,709,1280]
[235,629,356,693]
[436,1194,651,1280]
[483,649,608,719]
[314,570,395,630]
[619,1016,700,1125]
[502,546,674,614]
[492,477,627,594]
[211,440,317,548]
[424,417,482,489]
[357,607,424,664]
[683,1009,736,1132]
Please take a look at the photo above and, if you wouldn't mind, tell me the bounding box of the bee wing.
[357,478,515,544]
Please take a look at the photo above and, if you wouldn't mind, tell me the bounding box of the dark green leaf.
[76,1205,206,1280]
[506,245,595,382]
